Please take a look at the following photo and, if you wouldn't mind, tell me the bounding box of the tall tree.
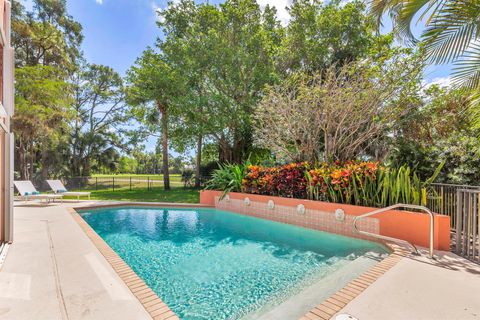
[158,0,283,163]
[11,0,82,180]
[12,0,83,69]
[126,48,184,190]
[13,65,72,179]
[280,0,383,74]
[69,62,127,176]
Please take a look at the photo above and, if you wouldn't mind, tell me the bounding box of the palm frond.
[396,0,431,42]
[452,43,480,89]
[468,90,480,130]
[424,0,480,64]
[370,0,403,28]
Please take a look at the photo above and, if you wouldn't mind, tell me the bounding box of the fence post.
[147,177,150,191]
[456,190,463,254]
[95,177,98,191]
[113,177,115,192]
[130,177,132,191]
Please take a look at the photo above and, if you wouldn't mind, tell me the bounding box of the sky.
[21,0,453,151]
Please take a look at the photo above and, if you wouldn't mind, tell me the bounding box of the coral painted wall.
[200,190,450,251]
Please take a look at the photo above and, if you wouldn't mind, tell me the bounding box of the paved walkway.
[0,201,151,320]
[335,249,480,320]
[0,201,479,320]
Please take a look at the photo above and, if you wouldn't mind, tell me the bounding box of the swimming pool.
[79,206,387,320]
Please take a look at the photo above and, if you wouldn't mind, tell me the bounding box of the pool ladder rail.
[352,204,435,259]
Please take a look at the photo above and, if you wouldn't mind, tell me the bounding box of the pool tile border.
[69,203,409,320]
[68,207,180,320]
[300,243,409,320]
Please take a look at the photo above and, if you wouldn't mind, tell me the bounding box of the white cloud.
[95,0,103,4]
[151,1,164,22]
[425,76,452,88]
[256,0,293,25]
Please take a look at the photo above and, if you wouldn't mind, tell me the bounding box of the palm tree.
[370,0,480,107]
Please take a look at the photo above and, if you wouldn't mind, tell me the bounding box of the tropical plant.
[389,85,480,184]
[370,0,480,123]
[206,163,249,198]
[181,169,195,188]
[235,161,444,207]
[309,162,444,207]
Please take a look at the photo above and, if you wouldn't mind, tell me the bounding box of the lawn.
[67,186,200,203]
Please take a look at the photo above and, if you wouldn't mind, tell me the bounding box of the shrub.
[243,162,309,199]
[209,160,443,208]
[181,169,195,188]
[206,163,248,198]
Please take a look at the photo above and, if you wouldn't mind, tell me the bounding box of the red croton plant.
[243,161,381,203]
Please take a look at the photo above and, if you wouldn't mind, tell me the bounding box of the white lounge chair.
[14,181,63,203]
[46,180,91,201]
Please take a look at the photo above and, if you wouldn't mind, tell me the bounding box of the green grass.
[67,186,200,203]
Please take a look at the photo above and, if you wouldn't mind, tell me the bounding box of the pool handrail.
[353,203,435,259]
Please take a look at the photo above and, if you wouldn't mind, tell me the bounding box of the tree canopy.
[10,0,480,186]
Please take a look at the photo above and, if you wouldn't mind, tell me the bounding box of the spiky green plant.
[305,162,444,207]
[375,162,444,207]
[206,162,249,198]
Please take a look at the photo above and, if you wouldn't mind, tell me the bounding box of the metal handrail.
[353,204,435,259]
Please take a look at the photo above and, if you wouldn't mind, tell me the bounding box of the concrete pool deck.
[332,249,480,320]
[0,202,479,320]
[0,201,153,320]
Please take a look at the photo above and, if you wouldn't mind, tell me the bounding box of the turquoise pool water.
[79,206,386,320]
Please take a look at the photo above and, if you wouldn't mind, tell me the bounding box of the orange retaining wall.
[200,190,450,251]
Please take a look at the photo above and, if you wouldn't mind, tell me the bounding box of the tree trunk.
[195,134,202,188]
[218,140,233,163]
[158,102,170,190]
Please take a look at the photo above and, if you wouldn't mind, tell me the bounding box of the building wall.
[0,129,4,242]
[0,0,13,244]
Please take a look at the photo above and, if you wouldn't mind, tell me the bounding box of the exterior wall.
[0,130,4,242]
[0,0,13,244]
[200,190,451,251]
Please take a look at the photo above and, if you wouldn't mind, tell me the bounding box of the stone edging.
[68,207,180,320]
[300,243,409,320]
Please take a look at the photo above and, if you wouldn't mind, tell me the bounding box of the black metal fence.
[56,175,209,193]
[61,176,184,192]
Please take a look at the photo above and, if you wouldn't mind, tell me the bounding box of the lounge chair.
[14,181,63,203]
[46,180,91,201]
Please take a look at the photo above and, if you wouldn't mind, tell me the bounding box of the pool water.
[80,207,387,320]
